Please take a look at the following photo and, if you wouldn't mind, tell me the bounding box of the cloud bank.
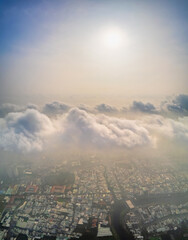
[0,108,153,152]
[0,100,188,153]
[41,95,188,117]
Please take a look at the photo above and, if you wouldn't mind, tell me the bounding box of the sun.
[102,27,123,48]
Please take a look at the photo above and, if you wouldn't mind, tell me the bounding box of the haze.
[0,0,188,104]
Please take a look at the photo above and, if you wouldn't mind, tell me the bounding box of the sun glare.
[102,28,123,48]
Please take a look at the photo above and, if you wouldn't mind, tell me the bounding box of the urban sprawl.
[0,158,188,240]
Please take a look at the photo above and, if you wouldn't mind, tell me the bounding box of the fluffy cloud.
[130,101,158,114]
[61,108,153,148]
[0,104,24,118]
[162,94,188,115]
[77,104,91,112]
[95,104,118,113]
[141,115,188,142]
[0,109,55,152]
[0,107,188,153]
[43,101,70,116]
[0,108,153,152]
[0,103,38,118]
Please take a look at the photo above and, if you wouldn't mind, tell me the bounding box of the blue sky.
[1,0,188,53]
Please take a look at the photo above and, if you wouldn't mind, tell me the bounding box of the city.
[0,157,187,240]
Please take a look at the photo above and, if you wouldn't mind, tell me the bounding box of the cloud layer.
[0,108,153,152]
[0,99,188,153]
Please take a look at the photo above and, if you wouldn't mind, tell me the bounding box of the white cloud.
[61,108,153,148]
[0,109,55,152]
[0,107,188,153]
[141,115,188,141]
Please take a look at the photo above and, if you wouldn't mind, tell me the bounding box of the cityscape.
[0,156,187,240]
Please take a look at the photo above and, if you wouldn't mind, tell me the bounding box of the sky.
[0,0,188,159]
[0,0,188,104]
